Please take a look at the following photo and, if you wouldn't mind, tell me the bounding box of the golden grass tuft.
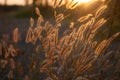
[24,0,120,79]
[13,28,19,43]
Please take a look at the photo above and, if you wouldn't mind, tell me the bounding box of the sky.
[0,0,33,5]
[0,0,65,6]
[0,0,97,6]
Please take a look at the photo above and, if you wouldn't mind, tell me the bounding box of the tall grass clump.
[0,0,120,80]
[25,0,120,80]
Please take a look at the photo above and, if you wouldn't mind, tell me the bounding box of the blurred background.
[0,0,120,40]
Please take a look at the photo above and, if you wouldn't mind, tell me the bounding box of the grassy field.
[0,0,120,80]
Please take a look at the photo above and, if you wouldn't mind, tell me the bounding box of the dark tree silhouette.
[25,0,29,6]
[4,0,7,5]
[33,0,37,6]
[46,0,48,6]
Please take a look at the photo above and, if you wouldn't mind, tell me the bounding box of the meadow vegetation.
[0,0,120,80]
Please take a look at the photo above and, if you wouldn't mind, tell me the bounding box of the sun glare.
[76,0,92,3]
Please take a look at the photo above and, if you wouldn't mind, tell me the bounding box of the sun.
[76,0,92,3]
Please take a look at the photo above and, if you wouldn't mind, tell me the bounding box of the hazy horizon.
[0,0,33,6]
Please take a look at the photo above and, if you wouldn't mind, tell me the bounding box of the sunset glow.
[76,0,92,3]
[0,0,103,6]
[0,0,33,5]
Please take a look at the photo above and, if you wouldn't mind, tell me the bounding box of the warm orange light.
[75,0,92,3]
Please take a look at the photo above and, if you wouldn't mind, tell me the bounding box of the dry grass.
[0,0,120,80]
[13,28,19,43]
[24,0,119,80]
